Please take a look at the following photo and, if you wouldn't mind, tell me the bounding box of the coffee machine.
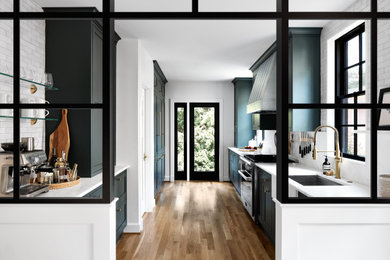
[0,150,50,197]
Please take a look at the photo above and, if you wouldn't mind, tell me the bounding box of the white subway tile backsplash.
[0,0,46,151]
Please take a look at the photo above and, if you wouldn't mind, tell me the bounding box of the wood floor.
[116,181,275,260]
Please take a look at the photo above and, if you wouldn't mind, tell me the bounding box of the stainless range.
[238,154,277,219]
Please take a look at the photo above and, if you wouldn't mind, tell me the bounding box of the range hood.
[247,44,277,114]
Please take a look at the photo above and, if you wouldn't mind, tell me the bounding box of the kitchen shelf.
[0,115,58,121]
[0,72,59,91]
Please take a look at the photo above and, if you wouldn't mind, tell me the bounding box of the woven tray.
[49,177,81,190]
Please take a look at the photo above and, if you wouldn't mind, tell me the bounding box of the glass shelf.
[0,115,58,121]
[0,72,59,91]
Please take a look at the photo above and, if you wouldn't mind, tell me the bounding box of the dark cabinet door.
[154,62,167,196]
[256,170,275,244]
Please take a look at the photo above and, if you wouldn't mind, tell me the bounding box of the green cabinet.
[254,167,275,244]
[229,150,241,196]
[44,7,120,177]
[154,61,167,196]
[83,169,127,242]
[233,78,254,148]
[289,28,322,131]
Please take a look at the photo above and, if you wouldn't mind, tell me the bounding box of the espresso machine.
[0,150,50,197]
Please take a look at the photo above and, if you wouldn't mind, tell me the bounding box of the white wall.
[165,81,234,182]
[116,39,155,233]
[0,0,46,150]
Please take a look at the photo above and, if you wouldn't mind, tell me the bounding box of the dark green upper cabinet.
[289,28,322,131]
[44,8,120,177]
[233,78,253,148]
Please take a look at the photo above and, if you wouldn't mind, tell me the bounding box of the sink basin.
[289,175,343,186]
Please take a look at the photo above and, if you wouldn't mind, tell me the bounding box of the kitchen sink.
[289,175,343,186]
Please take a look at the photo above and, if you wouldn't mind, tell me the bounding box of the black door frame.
[189,103,220,181]
[174,103,187,180]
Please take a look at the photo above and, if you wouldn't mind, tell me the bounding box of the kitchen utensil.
[1,142,27,151]
[21,137,34,151]
[49,109,70,161]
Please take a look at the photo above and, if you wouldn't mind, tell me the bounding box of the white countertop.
[228,147,263,156]
[38,164,130,198]
[255,163,369,198]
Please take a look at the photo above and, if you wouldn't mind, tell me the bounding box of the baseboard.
[164,175,170,181]
[123,220,143,233]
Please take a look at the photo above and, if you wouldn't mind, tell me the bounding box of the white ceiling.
[115,20,276,81]
[33,0,358,81]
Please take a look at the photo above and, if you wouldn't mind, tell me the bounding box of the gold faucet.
[312,125,343,179]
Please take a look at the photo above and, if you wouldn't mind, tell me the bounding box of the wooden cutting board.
[49,109,70,160]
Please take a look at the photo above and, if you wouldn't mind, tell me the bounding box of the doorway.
[174,102,220,181]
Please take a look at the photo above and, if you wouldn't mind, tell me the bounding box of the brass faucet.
[312,125,343,179]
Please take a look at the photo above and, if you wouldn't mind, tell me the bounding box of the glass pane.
[20,1,101,12]
[0,0,12,12]
[362,32,366,61]
[177,107,185,172]
[199,0,275,12]
[0,113,13,199]
[288,109,370,199]
[362,63,366,91]
[378,122,390,198]
[347,36,360,66]
[378,109,390,129]
[341,127,355,155]
[357,109,366,125]
[340,108,354,125]
[20,108,102,199]
[0,20,13,102]
[289,20,369,104]
[289,0,370,11]
[346,66,360,94]
[357,127,366,157]
[116,0,190,12]
[379,0,390,12]
[21,19,103,104]
[378,20,390,103]
[194,107,215,172]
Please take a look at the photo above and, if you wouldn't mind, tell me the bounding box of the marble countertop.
[255,163,370,198]
[38,164,130,198]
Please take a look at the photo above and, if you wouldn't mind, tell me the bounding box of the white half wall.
[276,201,390,260]
[165,81,234,182]
[116,39,155,233]
[0,200,117,260]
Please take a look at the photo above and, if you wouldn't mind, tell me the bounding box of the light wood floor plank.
[117,181,275,260]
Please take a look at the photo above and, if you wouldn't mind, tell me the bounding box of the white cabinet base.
[276,201,390,260]
[0,199,117,260]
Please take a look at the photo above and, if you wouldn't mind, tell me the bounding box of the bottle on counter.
[323,156,331,175]
[55,156,66,182]
[49,148,57,167]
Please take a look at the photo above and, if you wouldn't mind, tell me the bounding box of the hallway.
[116,181,275,260]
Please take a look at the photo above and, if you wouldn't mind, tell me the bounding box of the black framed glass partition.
[0,0,389,204]
[0,0,114,203]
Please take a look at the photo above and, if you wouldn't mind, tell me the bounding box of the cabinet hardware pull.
[264,189,270,193]
[117,208,122,212]
[115,177,121,181]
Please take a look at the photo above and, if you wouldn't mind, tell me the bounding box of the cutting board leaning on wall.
[49,108,70,160]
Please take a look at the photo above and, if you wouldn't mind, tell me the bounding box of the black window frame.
[1,0,388,204]
[335,23,366,162]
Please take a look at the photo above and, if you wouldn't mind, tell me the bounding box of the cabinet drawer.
[114,170,126,197]
[116,194,126,229]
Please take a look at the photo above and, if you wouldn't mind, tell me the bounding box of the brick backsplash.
[0,0,46,151]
